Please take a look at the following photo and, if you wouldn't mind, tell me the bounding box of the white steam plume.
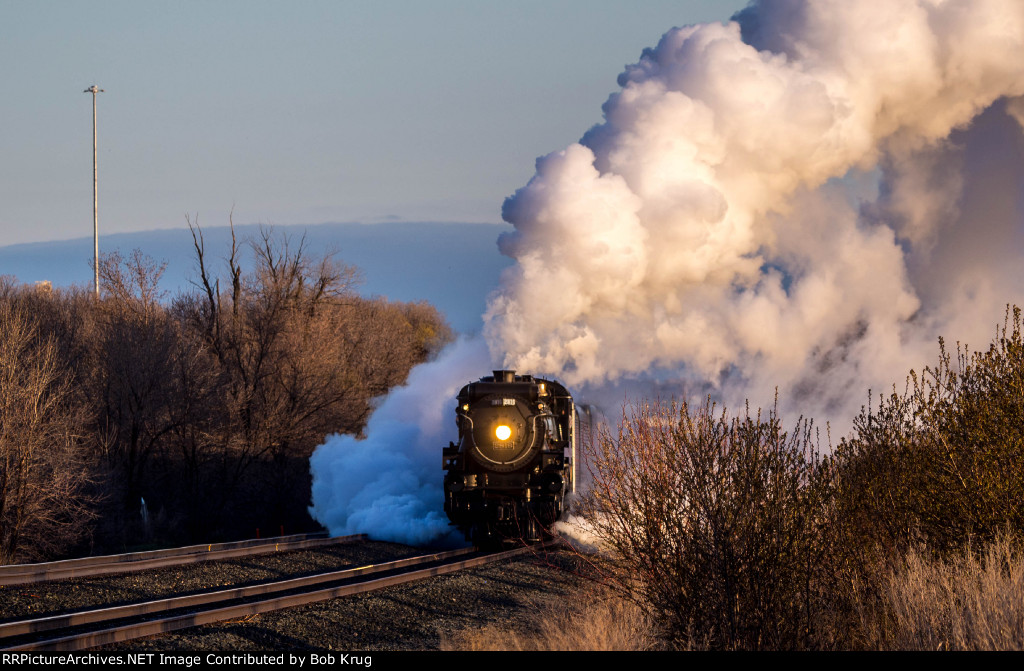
[485,0,1024,428]
[312,0,1024,546]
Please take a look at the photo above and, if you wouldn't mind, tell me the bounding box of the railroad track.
[0,532,352,586]
[0,541,556,651]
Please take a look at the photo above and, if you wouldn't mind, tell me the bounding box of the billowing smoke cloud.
[312,0,1024,546]
[486,0,1024,428]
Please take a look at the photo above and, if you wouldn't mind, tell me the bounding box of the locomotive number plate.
[491,398,516,406]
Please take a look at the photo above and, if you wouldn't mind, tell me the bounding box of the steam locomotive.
[443,370,576,546]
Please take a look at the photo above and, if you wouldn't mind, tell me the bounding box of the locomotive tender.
[443,370,576,545]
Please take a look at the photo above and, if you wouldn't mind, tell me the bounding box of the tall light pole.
[84,85,104,298]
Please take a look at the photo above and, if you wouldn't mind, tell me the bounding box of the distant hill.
[0,222,512,334]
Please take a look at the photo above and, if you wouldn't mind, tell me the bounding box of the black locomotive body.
[443,370,576,545]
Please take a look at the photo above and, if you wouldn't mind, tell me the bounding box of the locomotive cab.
[443,370,576,545]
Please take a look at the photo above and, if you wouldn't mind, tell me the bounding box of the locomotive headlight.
[495,424,512,441]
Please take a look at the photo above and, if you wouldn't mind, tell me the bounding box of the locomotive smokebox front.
[466,393,536,472]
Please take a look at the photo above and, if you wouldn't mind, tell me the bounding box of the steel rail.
[0,546,477,639]
[2,532,329,576]
[2,541,556,652]
[0,533,362,586]
[0,532,328,579]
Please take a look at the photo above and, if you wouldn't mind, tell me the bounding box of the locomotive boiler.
[443,370,576,545]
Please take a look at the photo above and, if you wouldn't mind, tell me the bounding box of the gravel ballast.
[0,541,423,622]
[108,547,589,651]
[1,541,593,651]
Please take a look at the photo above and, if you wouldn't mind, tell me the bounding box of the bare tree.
[0,221,454,552]
[91,251,180,521]
[180,220,453,529]
[0,303,94,564]
[98,249,167,320]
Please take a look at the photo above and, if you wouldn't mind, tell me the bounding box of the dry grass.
[443,535,1024,651]
[861,532,1024,650]
[441,589,659,651]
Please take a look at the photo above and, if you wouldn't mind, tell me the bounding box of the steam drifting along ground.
[312,0,1024,545]
[309,337,491,547]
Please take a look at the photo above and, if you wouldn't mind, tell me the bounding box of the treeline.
[582,306,1024,650]
[0,224,453,564]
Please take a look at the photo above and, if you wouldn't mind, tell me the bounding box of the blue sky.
[0,0,744,246]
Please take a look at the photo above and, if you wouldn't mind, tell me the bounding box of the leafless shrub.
[836,305,1024,561]
[578,398,838,650]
